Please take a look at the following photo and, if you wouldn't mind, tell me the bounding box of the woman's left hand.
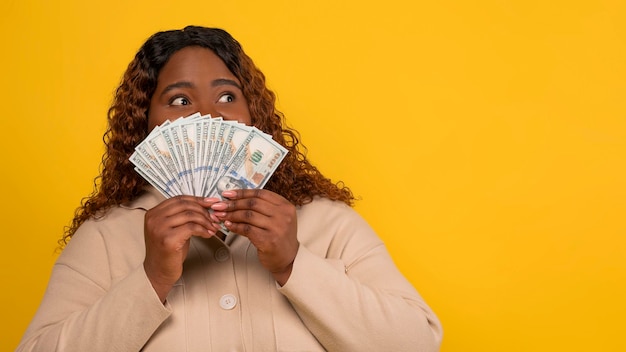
[211,189,299,285]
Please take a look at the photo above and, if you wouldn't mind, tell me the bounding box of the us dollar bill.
[130,113,287,201]
[209,128,287,197]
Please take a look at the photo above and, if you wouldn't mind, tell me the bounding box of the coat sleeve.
[277,202,443,352]
[16,221,171,352]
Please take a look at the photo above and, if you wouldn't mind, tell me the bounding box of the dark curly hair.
[61,26,354,245]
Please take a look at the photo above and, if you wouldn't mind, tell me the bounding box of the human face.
[148,46,251,130]
[216,176,246,193]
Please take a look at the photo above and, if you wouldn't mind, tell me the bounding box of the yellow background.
[1,1,625,351]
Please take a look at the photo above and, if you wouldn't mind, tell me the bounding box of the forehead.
[157,46,238,83]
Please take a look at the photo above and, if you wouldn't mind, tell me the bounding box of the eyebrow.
[160,81,194,96]
[212,78,242,90]
[159,79,242,97]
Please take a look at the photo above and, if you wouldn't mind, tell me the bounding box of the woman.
[18,26,442,351]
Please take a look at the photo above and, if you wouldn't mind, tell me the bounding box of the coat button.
[219,294,237,310]
[215,247,230,262]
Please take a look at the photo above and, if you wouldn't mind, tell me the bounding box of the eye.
[170,96,190,106]
[218,94,235,103]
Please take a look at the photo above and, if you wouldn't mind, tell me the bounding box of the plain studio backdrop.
[1,1,625,351]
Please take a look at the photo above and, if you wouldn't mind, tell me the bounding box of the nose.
[197,101,219,118]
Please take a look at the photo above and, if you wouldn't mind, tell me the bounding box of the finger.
[163,208,215,228]
[211,196,275,217]
[147,205,219,236]
[221,189,286,205]
[157,197,219,223]
[222,218,267,238]
[157,196,220,214]
[171,222,217,239]
[220,208,274,231]
[147,215,218,237]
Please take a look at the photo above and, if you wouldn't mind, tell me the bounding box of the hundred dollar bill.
[163,122,193,194]
[197,118,220,196]
[208,128,287,235]
[209,128,287,198]
[133,122,184,196]
[166,113,201,194]
[179,119,199,195]
[193,117,212,194]
[130,113,287,202]
[207,122,252,192]
[130,154,171,197]
[202,119,229,196]
[146,121,193,195]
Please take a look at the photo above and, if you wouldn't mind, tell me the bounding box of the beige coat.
[18,187,442,351]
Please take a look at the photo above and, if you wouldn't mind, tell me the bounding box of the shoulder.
[296,197,383,258]
[73,187,161,239]
[75,186,164,238]
[297,197,373,233]
[297,197,360,223]
[59,187,163,273]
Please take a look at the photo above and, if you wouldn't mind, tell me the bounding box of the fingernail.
[204,197,220,202]
[211,203,227,210]
[222,190,236,198]
[213,212,227,218]
[224,220,232,227]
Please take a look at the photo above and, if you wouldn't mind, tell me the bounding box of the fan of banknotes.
[130,112,288,199]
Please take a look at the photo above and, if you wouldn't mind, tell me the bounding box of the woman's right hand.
[143,196,220,303]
